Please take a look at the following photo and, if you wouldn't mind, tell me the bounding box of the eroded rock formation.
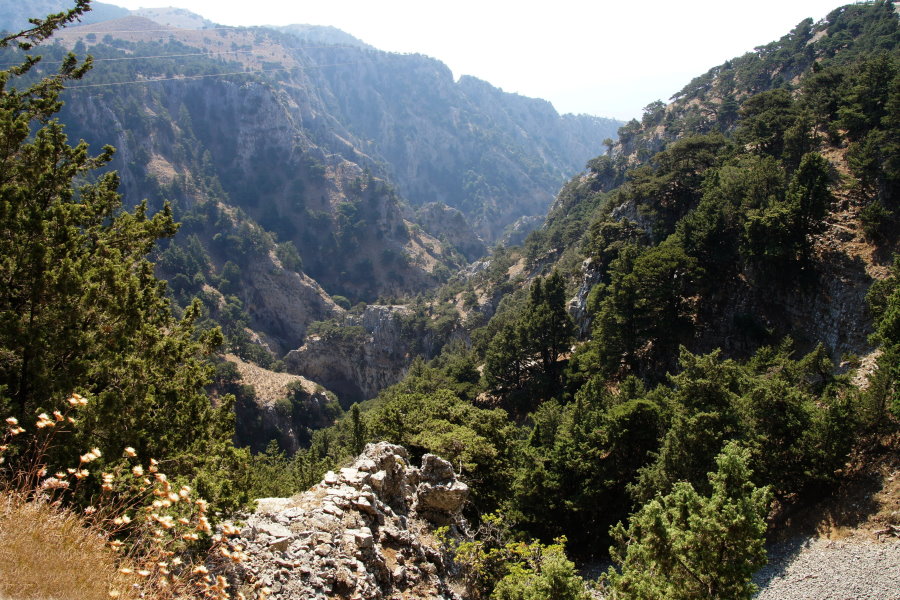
[225,443,468,600]
[284,305,415,405]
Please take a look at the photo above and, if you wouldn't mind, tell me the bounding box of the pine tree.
[484,321,529,393]
[787,152,833,259]
[484,273,575,395]
[520,272,575,378]
[0,1,241,507]
[590,242,697,378]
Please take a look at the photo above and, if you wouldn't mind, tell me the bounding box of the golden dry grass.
[0,397,259,600]
[224,353,315,406]
[0,493,139,600]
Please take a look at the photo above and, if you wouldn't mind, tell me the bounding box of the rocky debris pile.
[225,443,469,599]
[754,535,900,599]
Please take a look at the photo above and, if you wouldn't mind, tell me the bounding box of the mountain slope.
[521,0,900,372]
[48,11,620,242]
[0,0,129,30]
[11,10,619,359]
[295,43,619,239]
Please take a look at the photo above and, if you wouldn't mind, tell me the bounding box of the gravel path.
[754,535,900,599]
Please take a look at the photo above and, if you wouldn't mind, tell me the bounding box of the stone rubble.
[754,535,900,600]
[223,442,468,600]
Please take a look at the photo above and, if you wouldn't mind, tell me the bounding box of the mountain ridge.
[7,3,618,401]
[1,3,899,599]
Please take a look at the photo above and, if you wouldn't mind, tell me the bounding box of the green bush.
[605,443,771,600]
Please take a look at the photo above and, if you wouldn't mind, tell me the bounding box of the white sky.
[106,0,849,120]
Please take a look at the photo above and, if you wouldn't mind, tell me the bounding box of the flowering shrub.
[0,394,268,600]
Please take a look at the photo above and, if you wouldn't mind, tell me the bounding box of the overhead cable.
[63,60,366,89]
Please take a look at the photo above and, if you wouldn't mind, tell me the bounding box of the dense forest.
[286,1,900,595]
[1,1,899,599]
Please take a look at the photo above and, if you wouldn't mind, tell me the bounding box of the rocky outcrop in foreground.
[226,443,468,599]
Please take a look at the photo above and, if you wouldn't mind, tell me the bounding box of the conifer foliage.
[605,443,771,600]
[0,1,239,505]
[484,272,575,398]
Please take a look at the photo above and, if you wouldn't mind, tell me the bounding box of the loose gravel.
[754,535,900,599]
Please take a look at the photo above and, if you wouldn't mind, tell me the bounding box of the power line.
[63,60,364,90]
[65,66,291,88]
[86,49,253,62]
[0,49,255,68]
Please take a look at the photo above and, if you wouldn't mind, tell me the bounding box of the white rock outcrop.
[224,443,468,600]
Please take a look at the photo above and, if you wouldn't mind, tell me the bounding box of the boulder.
[414,454,469,523]
[219,442,468,599]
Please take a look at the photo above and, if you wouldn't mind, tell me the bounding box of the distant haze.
[100,0,845,120]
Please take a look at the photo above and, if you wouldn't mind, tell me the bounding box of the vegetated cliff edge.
[522,1,900,375]
[284,305,425,407]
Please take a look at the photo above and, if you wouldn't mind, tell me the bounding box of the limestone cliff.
[242,251,345,356]
[223,443,468,600]
[283,306,414,406]
[300,47,621,241]
[225,354,342,453]
[413,203,487,263]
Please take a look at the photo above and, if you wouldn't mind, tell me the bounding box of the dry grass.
[506,258,527,278]
[0,396,269,600]
[146,154,178,186]
[224,353,315,406]
[0,474,255,600]
[0,493,139,600]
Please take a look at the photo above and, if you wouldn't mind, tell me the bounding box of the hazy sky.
[106,0,848,120]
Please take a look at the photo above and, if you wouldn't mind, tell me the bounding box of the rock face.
[284,305,415,405]
[225,443,468,600]
[243,252,345,356]
[568,258,603,339]
[413,203,487,263]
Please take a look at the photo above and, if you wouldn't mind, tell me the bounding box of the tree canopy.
[605,442,771,600]
[0,2,242,508]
